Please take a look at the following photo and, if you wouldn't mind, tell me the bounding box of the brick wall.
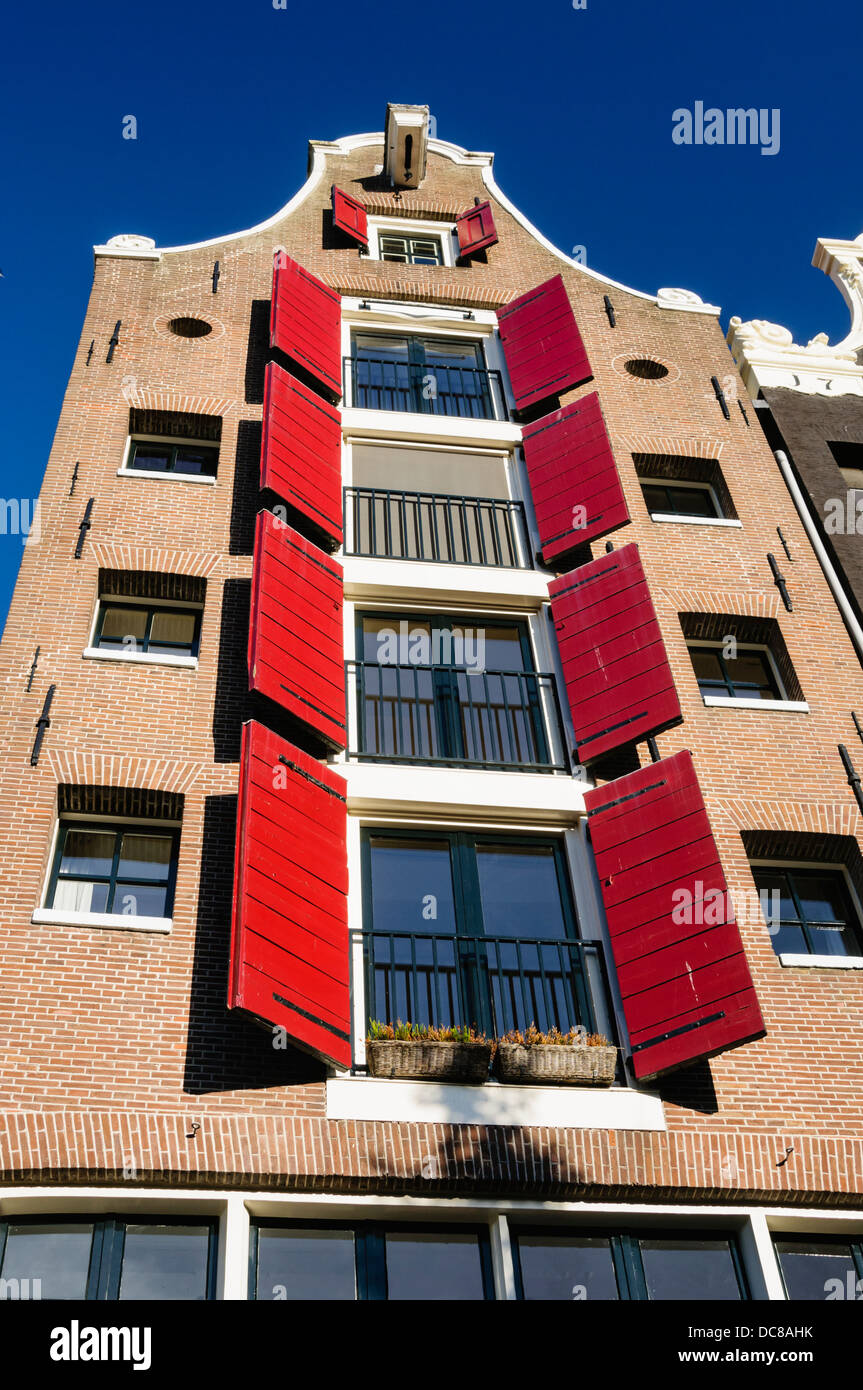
[1,136,862,1203]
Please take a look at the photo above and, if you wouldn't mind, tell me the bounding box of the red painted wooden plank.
[550,543,681,762]
[248,510,346,749]
[270,252,342,402]
[229,720,351,1068]
[585,751,765,1080]
[456,200,498,256]
[497,275,592,411]
[261,361,343,546]
[332,185,369,246]
[522,393,629,563]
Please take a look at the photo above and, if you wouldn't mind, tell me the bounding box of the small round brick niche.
[167,316,213,339]
[623,357,670,380]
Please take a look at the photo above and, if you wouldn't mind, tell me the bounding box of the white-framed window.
[640,477,725,521]
[748,856,863,965]
[83,591,203,670]
[687,638,787,703]
[33,810,181,934]
[367,217,457,267]
[119,433,219,485]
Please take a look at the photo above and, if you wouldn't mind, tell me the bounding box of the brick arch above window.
[615,434,724,459]
[655,588,782,621]
[45,751,204,796]
[90,545,223,581]
[713,798,861,839]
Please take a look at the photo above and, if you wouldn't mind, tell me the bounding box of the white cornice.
[90,129,720,313]
[728,231,863,397]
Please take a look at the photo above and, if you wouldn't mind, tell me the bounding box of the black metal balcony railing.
[343,355,507,421]
[343,487,532,568]
[357,929,618,1047]
[347,662,569,772]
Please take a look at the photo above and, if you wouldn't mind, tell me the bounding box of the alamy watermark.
[672,102,780,157]
[671,882,781,934]
[375,620,486,673]
[0,498,40,545]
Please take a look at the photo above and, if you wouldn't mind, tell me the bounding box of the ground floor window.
[0,1217,216,1300]
[512,1228,749,1300]
[250,1222,494,1300]
[773,1236,863,1300]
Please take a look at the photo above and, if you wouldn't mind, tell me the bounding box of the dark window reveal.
[127,440,219,477]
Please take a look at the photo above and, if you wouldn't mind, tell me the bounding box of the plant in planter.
[494,1022,617,1087]
[365,1020,493,1083]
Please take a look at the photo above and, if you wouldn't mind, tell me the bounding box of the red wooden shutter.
[585,750,765,1080]
[270,251,342,402]
[248,510,346,750]
[497,274,592,412]
[229,719,350,1068]
[332,185,368,247]
[456,200,498,256]
[261,361,343,548]
[522,391,630,565]
[549,543,681,762]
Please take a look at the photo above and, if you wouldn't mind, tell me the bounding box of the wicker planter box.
[495,1042,617,1086]
[366,1039,492,1083]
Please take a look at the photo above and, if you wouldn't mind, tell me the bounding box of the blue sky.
[1,0,860,625]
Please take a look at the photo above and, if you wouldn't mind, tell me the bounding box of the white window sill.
[117,468,216,485]
[326,1075,665,1131]
[650,512,742,528]
[779,953,863,970]
[32,908,172,934]
[702,696,809,712]
[82,647,198,670]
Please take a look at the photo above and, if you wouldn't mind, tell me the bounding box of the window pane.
[751,868,807,955]
[640,1237,743,1300]
[254,1228,356,1300]
[52,879,110,914]
[724,651,779,699]
[1,1223,94,1299]
[424,339,482,368]
[118,834,173,882]
[368,838,457,936]
[58,829,116,878]
[118,1225,211,1300]
[147,611,198,653]
[690,648,726,694]
[98,606,148,648]
[668,485,717,517]
[173,446,218,477]
[354,334,410,363]
[516,1234,619,1300]
[774,1239,859,1301]
[642,484,668,513]
[129,444,170,472]
[793,870,860,956]
[476,844,568,939]
[112,883,170,918]
[384,1231,485,1301]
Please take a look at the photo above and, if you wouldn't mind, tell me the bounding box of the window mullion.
[106,831,123,913]
[786,872,815,955]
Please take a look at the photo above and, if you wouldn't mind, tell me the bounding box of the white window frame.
[687,638,808,712]
[640,476,742,528]
[32,809,181,935]
[83,591,202,670]
[749,856,863,969]
[118,433,219,486]
[367,216,457,267]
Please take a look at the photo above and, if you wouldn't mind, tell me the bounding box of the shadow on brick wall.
[183,793,325,1095]
[245,301,270,405]
[213,577,251,763]
[229,420,261,556]
[656,1059,718,1116]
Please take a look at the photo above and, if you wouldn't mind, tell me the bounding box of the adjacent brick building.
[1,107,862,1302]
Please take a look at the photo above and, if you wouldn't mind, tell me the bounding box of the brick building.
[1,105,862,1303]
[728,232,863,665]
